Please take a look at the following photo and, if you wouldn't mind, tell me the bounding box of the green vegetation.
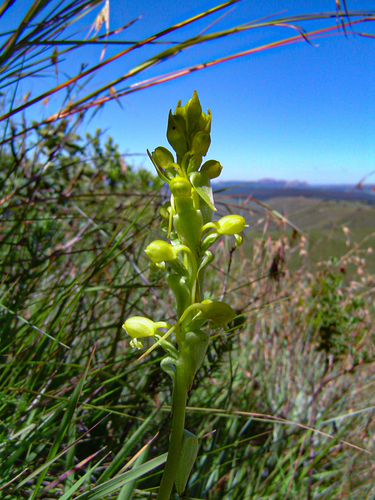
[1,1,375,499]
[2,113,375,500]
[240,196,375,275]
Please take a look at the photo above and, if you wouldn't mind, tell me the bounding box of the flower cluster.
[122,91,247,500]
[123,91,246,350]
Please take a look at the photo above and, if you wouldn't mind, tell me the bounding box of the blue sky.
[5,0,375,184]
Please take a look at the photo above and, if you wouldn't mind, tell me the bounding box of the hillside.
[213,181,375,205]
[214,194,375,275]
[254,196,375,231]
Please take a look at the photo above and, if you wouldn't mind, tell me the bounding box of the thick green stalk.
[156,363,188,500]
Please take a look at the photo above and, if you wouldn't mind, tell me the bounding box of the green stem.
[156,363,188,500]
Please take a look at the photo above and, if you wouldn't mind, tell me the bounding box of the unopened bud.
[167,111,188,158]
[191,131,211,156]
[169,177,191,198]
[199,300,236,327]
[145,240,177,263]
[200,160,223,179]
[198,109,211,133]
[152,146,175,168]
[174,99,187,120]
[186,90,202,136]
[235,234,244,247]
[158,202,171,220]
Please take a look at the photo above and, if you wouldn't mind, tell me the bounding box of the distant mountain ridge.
[212,179,375,203]
[215,179,310,188]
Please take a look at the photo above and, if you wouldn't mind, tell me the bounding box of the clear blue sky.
[6,0,375,184]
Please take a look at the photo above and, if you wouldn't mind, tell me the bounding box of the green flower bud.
[235,234,244,247]
[145,241,193,277]
[200,160,223,179]
[158,202,171,220]
[198,109,211,133]
[191,131,211,157]
[174,99,187,120]
[169,177,191,198]
[186,90,202,137]
[152,146,175,168]
[199,300,236,327]
[167,111,188,159]
[123,316,156,338]
[145,240,177,262]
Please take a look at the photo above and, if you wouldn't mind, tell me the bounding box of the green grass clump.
[2,129,374,498]
[0,126,168,497]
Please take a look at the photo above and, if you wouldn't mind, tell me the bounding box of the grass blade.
[27,347,96,499]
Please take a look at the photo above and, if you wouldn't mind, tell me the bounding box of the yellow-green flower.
[203,214,247,236]
[200,160,223,179]
[145,240,177,263]
[145,240,193,264]
[123,316,170,349]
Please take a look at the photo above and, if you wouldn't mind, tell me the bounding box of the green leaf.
[58,452,109,500]
[97,405,161,484]
[74,453,168,500]
[175,429,199,495]
[189,171,216,211]
[117,448,149,500]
